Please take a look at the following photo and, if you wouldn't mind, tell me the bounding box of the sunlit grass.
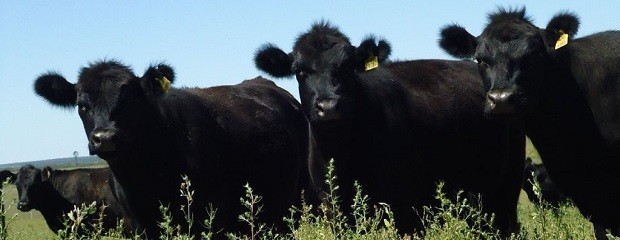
[0,156,600,239]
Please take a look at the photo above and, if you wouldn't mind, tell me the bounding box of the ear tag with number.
[157,76,171,93]
[365,51,379,71]
[554,30,569,50]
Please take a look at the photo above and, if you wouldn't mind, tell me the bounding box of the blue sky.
[1,1,617,164]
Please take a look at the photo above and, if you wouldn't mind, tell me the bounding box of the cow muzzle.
[315,99,341,121]
[484,90,516,116]
[89,129,117,155]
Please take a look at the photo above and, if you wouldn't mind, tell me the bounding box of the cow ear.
[155,63,175,83]
[439,24,478,59]
[1,172,15,184]
[140,64,175,98]
[355,36,392,71]
[376,40,392,63]
[34,72,77,108]
[544,12,579,50]
[41,167,53,182]
[254,43,294,78]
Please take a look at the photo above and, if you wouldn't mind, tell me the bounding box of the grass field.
[0,140,600,239]
[0,174,598,239]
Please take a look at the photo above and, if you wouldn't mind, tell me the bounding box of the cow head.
[255,21,391,124]
[439,7,579,116]
[15,165,49,211]
[34,60,175,163]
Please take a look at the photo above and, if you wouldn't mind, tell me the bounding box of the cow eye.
[294,69,308,79]
[78,103,89,113]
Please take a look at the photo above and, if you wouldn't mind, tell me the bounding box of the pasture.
[0,177,597,239]
[0,142,601,239]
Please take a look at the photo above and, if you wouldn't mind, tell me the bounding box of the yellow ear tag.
[365,52,379,71]
[554,30,569,50]
[157,76,171,93]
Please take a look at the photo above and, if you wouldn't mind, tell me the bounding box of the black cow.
[33,60,314,238]
[14,165,132,234]
[254,21,525,236]
[0,170,15,184]
[439,7,620,239]
[522,158,568,208]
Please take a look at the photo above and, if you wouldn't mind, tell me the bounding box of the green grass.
[0,183,598,240]
[526,136,542,164]
[0,152,600,240]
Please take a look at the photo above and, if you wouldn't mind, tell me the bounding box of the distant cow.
[33,60,314,238]
[0,170,15,184]
[439,7,620,239]
[522,158,569,208]
[254,21,525,236]
[14,165,132,234]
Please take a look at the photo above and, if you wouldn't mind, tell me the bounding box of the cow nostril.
[91,133,103,146]
[314,100,340,120]
[486,91,513,104]
[89,130,117,153]
[485,90,517,115]
[315,102,326,112]
[487,92,500,103]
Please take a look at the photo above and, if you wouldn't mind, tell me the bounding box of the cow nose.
[485,90,516,115]
[17,201,29,211]
[315,99,340,121]
[90,130,117,154]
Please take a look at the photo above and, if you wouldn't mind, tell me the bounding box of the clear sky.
[1,1,617,164]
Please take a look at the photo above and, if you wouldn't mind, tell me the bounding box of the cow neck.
[45,170,62,191]
[157,89,216,160]
[353,67,411,132]
[38,170,75,233]
[524,52,611,187]
[105,159,168,236]
[346,67,413,156]
[309,118,351,159]
[45,169,84,207]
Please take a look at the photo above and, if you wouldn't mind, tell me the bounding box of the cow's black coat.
[14,165,131,234]
[255,21,525,236]
[33,61,314,238]
[439,7,620,238]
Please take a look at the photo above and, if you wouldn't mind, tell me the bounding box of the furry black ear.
[155,63,175,84]
[355,35,392,64]
[546,12,579,36]
[354,36,392,71]
[41,167,53,182]
[33,72,77,108]
[439,24,478,59]
[141,64,174,98]
[0,170,15,184]
[376,39,391,62]
[544,12,579,50]
[254,43,293,78]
